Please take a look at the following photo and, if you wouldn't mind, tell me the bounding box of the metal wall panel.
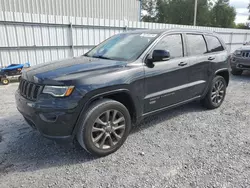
[1,11,250,67]
[0,0,141,21]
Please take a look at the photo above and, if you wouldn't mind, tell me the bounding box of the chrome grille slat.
[19,80,24,90]
[26,83,31,97]
[30,84,36,100]
[241,51,250,58]
[33,86,40,99]
[22,82,28,96]
[19,79,42,100]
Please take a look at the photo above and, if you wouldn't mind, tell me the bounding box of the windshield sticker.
[140,33,157,38]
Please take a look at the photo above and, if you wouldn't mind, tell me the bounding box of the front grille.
[19,79,43,100]
[241,51,250,58]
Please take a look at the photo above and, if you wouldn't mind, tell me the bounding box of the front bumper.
[230,56,250,70]
[15,90,81,142]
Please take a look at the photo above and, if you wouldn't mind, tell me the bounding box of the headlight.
[234,50,241,55]
[43,86,75,97]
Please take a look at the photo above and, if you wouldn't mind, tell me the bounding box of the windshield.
[85,33,158,61]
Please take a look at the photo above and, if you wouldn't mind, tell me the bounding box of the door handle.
[178,62,187,66]
[208,57,215,61]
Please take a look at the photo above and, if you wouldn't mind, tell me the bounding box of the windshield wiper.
[92,55,114,60]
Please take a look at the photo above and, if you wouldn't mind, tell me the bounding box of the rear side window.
[205,35,224,53]
[186,34,207,56]
[154,34,183,59]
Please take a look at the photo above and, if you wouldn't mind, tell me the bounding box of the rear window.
[205,35,224,53]
[186,34,207,56]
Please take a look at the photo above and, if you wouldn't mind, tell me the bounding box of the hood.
[22,56,127,84]
[238,46,250,51]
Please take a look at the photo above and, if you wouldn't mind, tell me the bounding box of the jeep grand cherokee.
[16,29,230,156]
[230,45,250,75]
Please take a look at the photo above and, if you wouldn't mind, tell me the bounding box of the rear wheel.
[77,99,131,156]
[201,76,227,109]
[231,68,243,75]
[1,78,9,85]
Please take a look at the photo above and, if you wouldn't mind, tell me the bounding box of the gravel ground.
[1,74,250,188]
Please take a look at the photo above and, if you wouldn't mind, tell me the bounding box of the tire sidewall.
[207,76,227,108]
[78,100,131,156]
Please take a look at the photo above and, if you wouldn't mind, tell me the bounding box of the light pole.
[193,0,198,26]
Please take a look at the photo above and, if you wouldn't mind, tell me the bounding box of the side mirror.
[152,50,170,62]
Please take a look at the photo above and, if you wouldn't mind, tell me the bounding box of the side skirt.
[142,96,201,118]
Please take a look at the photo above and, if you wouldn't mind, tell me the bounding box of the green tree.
[248,3,250,20]
[155,0,212,26]
[247,3,250,24]
[141,0,236,28]
[209,0,236,28]
[236,23,248,29]
[141,0,157,22]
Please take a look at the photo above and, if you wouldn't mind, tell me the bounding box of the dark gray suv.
[16,29,230,156]
[230,45,250,75]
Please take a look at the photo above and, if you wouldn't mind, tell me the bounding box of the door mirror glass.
[152,50,170,62]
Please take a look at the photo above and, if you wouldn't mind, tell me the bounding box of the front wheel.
[77,99,131,156]
[201,76,227,109]
[1,78,9,85]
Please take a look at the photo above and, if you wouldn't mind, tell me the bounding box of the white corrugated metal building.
[0,0,249,67]
[0,0,141,21]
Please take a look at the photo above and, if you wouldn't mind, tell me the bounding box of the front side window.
[154,34,183,59]
[205,35,224,53]
[186,34,207,56]
[85,33,158,61]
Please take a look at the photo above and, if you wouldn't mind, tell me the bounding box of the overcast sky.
[229,0,249,24]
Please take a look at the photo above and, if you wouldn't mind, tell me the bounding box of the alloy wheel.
[211,80,225,105]
[91,109,126,150]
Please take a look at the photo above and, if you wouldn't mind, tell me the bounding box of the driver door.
[143,33,192,114]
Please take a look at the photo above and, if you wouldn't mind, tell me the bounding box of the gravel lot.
[0,74,250,188]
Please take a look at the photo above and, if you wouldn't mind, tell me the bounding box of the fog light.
[39,112,64,122]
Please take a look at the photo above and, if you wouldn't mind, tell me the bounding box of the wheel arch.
[215,69,229,86]
[72,89,139,137]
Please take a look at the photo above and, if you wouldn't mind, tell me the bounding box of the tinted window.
[206,35,224,53]
[186,34,207,56]
[154,34,183,59]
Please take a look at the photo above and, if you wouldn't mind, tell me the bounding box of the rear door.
[204,34,227,71]
[185,33,211,98]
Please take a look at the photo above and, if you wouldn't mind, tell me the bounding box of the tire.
[201,76,227,109]
[1,78,9,85]
[231,69,243,75]
[18,76,22,82]
[76,99,131,157]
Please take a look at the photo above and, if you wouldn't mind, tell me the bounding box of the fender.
[214,68,230,86]
[215,68,229,75]
[71,88,140,136]
[201,68,229,99]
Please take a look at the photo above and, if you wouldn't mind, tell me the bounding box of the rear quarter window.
[186,34,207,56]
[205,35,224,53]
